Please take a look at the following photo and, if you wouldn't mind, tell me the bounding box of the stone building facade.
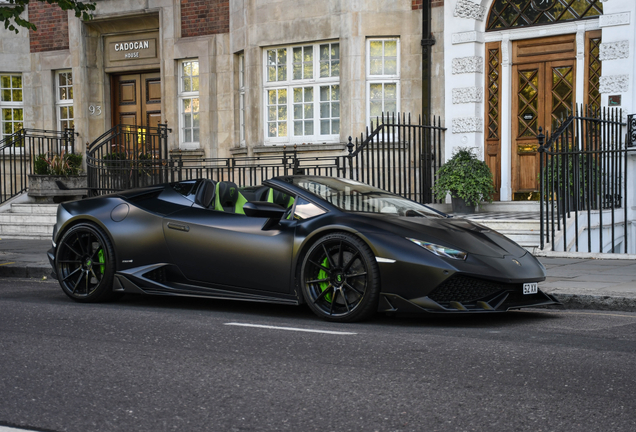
[0,0,443,160]
[1,0,634,208]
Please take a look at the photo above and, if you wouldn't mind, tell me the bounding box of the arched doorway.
[483,0,602,200]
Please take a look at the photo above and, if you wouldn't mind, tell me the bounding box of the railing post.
[538,127,545,250]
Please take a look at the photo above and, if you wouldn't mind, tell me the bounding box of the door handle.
[167,222,190,232]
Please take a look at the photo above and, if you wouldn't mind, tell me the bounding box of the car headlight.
[407,238,467,260]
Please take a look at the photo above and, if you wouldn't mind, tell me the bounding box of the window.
[179,59,200,149]
[1,73,23,140]
[56,70,74,131]
[366,38,400,128]
[239,53,246,146]
[263,42,340,144]
[487,0,602,31]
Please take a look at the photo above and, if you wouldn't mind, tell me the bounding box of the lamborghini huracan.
[48,176,559,322]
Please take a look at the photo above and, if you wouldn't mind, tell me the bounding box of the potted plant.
[28,150,87,202]
[433,147,496,214]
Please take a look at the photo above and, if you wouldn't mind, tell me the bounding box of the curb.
[0,264,51,279]
[551,293,636,313]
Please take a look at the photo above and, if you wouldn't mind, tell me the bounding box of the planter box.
[28,174,88,202]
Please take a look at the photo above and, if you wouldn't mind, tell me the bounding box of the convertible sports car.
[48,175,559,322]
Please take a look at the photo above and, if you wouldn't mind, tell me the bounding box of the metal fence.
[88,114,446,203]
[0,128,76,205]
[539,107,634,253]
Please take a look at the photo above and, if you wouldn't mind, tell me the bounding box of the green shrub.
[433,147,496,207]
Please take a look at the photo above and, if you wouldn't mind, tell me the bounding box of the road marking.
[0,262,15,266]
[225,322,357,335]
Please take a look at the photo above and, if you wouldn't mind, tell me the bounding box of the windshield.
[290,177,445,218]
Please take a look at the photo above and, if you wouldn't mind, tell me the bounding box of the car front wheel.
[300,233,380,322]
[55,223,117,303]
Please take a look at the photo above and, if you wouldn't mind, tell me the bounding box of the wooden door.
[511,36,575,199]
[112,72,161,128]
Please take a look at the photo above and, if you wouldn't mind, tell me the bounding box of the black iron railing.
[539,107,634,253]
[0,128,76,205]
[87,124,171,193]
[87,114,446,204]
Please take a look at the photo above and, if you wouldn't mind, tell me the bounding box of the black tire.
[300,232,380,322]
[55,223,117,303]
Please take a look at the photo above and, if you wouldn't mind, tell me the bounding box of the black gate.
[539,107,635,253]
[86,124,171,194]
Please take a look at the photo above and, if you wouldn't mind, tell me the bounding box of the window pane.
[370,59,382,75]
[278,88,287,104]
[370,41,382,57]
[305,120,313,135]
[185,129,191,142]
[385,59,397,75]
[13,108,22,121]
[321,120,329,135]
[12,90,22,102]
[1,76,9,88]
[11,76,21,89]
[193,128,199,142]
[320,103,329,118]
[183,77,191,92]
[68,107,74,118]
[2,90,10,102]
[59,73,67,87]
[294,121,302,136]
[3,108,11,121]
[332,119,340,134]
[384,41,397,56]
[192,77,199,91]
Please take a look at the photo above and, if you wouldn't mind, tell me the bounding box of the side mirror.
[243,201,287,219]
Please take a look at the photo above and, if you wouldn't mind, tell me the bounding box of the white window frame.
[263,41,340,145]
[0,73,24,141]
[366,38,400,129]
[56,70,74,132]
[178,59,200,150]
[239,53,246,147]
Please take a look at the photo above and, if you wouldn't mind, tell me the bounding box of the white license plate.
[523,282,538,295]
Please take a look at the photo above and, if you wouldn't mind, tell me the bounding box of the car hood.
[357,214,528,258]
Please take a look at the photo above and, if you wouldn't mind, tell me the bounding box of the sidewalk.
[1,238,635,312]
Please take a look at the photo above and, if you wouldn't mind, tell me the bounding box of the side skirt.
[113,264,299,306]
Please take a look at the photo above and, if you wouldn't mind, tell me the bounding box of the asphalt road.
[1,279,636,432]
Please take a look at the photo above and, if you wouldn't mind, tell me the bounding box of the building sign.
[109,39,157,61]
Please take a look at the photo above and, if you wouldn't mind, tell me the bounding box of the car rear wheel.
[55,223,117,303]
[300,233,380,322]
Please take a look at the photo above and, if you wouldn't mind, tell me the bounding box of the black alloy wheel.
[300,232,379,322]
[55,223,116,303]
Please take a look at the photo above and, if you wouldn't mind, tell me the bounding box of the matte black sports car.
[48,176,559,322]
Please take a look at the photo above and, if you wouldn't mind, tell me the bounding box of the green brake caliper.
[97,249,105,274]
[317,257,332,303]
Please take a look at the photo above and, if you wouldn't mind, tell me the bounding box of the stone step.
[10,203,59,215]
[0,213,56,224]
[474,219,541,232]
[0,222,53,236]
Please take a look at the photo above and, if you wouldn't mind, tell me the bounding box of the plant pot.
[28,174,88,203]
[451,196,476,214]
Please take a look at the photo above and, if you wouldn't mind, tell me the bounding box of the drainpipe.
[421,0,435,123]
